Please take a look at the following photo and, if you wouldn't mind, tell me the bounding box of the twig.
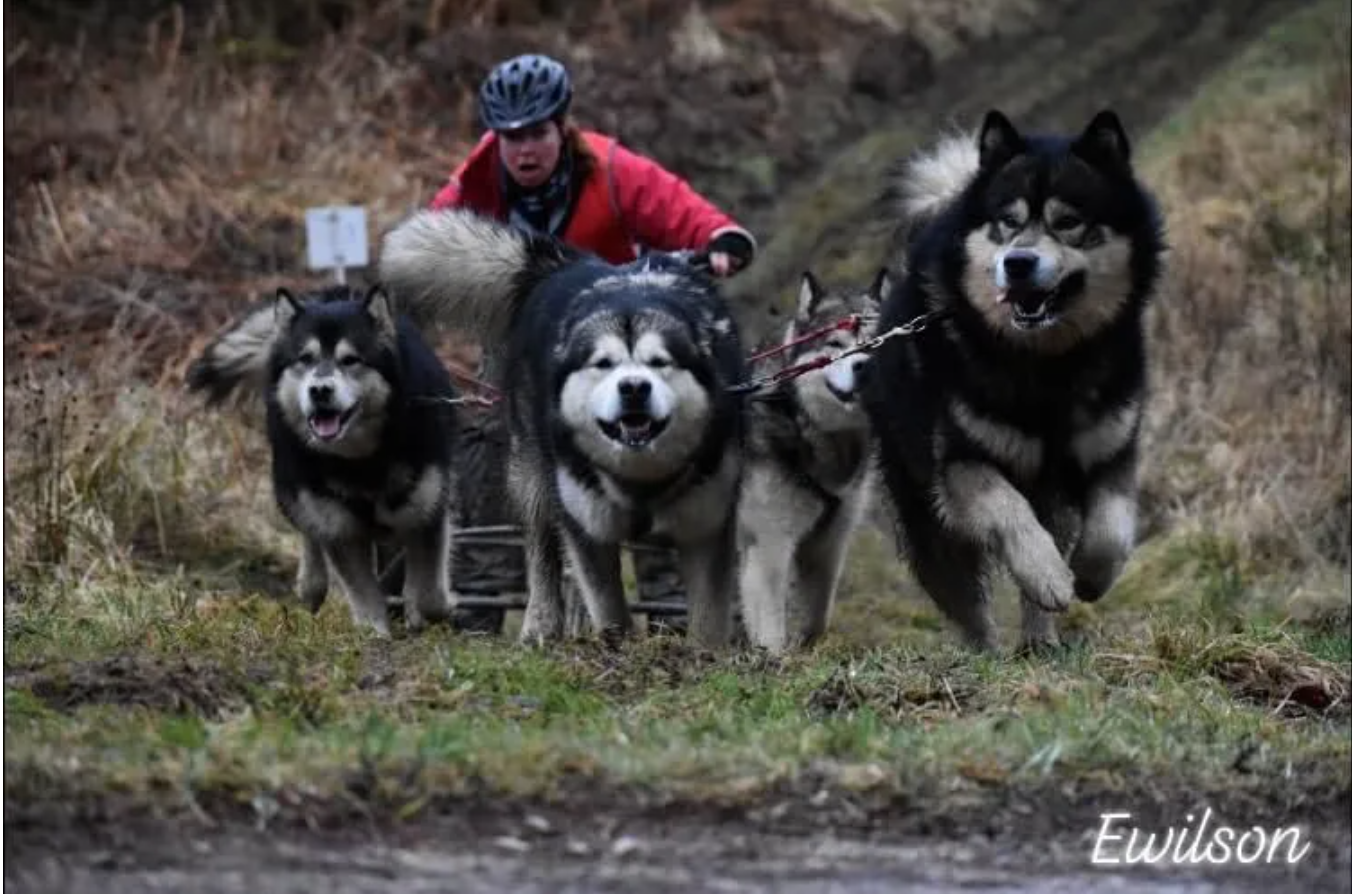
[83,276,184,331]
[941,676,962,715]
[37,182,76,265]
[1270,690,1294,718]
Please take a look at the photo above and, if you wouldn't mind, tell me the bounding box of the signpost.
[304,205,369,284]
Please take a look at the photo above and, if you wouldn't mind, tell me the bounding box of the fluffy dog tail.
[184,298,284,407]
[884,128,981,258]
[378,208,573,344]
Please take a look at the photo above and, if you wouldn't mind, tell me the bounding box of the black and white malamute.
[187,283,460,636]
[379,209,747,648]
[737,268,887,652]
[864,109,1167,651]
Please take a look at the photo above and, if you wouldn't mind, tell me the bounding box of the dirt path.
[728,0,1301,338]
[8,790,1350,894]
[8,769,1350,893]
[5,833,1328,894]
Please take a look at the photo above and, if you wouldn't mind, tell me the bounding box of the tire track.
[729,0,1304,341]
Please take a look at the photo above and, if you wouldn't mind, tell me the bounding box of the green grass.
[5,531,1349,819]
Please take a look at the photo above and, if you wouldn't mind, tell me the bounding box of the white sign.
[305,205,369,283]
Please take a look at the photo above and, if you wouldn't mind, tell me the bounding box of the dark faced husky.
[863,109,1166,651]
[379,209,746,648]
[187,284,459,637]
[737,269,887,652]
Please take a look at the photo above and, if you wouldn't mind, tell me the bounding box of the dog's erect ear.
[867,267,892,306]
[1072,109,1132,170]
[796,270,824,322]
[363,284,397,343]
[978,110,1023,172]
[274,288,304,327]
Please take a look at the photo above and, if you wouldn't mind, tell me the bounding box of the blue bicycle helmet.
[478,54,573,132]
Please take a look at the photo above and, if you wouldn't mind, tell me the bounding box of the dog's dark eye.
[1051,213,1084,231]
[339,355,361,368]
[648,357,671,369]
[999,213,1023,230]
[298,352,317,365]
[827,338,849,350]
[593,357,615,370]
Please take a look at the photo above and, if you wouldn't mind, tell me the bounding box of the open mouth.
[308,407,356,441]
[1004,287,1060,329]
[599,412,670,448]
[998,272,1086,331]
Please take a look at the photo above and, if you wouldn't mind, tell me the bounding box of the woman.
[429,53,757,276]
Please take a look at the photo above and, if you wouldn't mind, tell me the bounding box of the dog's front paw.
[1071,494,1136,602]
[1018,602,1063,654]
[1071,551,1126,603]
[358,614,393,639]
[403,588,453,633]
[296,566,328,614]
[346,599,392,638]
[297,581,328,614]
[1009,530,1075,613]
[518,611,564,647]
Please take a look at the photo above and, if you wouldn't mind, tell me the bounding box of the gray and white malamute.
[737,269,887,652]
[186,284,460,636]
[863,109,1166,651]
[379,209,747,648]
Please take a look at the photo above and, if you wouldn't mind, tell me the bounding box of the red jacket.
[429,130,755,266]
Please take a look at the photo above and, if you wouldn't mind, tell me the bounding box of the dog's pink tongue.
[312,414,341,438]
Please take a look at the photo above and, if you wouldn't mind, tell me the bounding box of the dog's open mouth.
[999,272,1086,331]
[599,412,670,448]
[308,407,355,441]
[1003,287,1059,329]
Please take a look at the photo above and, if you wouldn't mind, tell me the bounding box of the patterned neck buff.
[503,139,574,236]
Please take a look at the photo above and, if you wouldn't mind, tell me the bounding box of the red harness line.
[745,313,866,363]
[442,360,505,408]
[442,314,868,407]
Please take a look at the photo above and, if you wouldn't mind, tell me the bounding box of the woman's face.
[499,121,563,189]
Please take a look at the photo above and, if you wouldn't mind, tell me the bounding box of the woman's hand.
[707,251,743,277]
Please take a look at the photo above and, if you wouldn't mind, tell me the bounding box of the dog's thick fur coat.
[379,209,747,647]
[863,109,1166,651]
[187,284,460,636]
[737,269,887,652]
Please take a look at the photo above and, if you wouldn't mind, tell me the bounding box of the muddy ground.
[6,0,1349,890]
[8,774,1351,892]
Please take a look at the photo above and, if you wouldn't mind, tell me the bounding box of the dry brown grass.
[1,341,284,591]
[3,0,1038,375]
[1138,9,1352,574]
[4,7,468,375]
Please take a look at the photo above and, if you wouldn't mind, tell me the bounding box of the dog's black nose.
[309,382,335,404]
[618,377,651,401]
[1002,251,1039,283]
